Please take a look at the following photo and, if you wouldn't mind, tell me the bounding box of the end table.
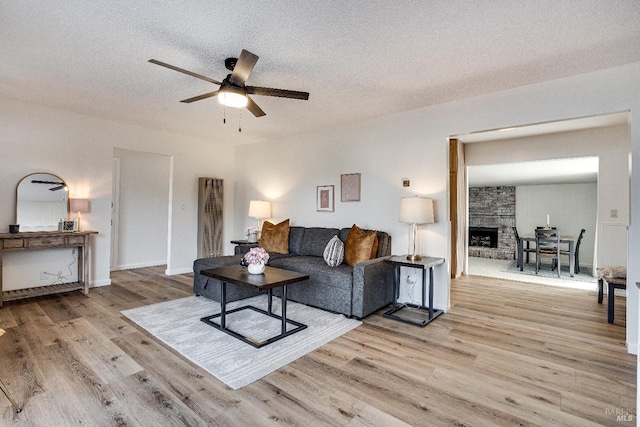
[231,240,259,255]
[383,255,445,327]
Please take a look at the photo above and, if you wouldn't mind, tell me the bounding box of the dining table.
[518,233,576,277]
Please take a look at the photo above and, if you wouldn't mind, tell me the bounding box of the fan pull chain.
[223,109,226,124]
[238,110,242,132]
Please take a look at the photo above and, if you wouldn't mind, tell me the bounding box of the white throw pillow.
[323,235,344,267]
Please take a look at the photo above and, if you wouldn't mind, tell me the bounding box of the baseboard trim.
[165,267,192,276]
[92,279,112,287]
[111,261,166,271]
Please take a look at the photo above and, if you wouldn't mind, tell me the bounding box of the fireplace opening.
[469,227,498,248]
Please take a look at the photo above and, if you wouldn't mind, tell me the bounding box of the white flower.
[244,247,269,265]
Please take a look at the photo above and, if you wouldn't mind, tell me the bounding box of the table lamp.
[399,196,434,261]
[248,200,271,235]
[69,198,90,231]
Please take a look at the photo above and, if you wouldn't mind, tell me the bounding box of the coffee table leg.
[268,288,273,313]
[220,281,227,329]
[281,285,287,334]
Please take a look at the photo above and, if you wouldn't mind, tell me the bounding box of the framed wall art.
[316,185,334,212]
[341,173,361,202]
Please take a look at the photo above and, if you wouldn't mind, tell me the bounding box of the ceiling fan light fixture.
[218,87,248,108]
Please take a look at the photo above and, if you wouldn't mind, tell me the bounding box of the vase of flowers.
[246,227,259,243]
[243,247,269,274]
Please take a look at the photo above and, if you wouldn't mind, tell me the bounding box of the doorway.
[450,112,630,279]
[111,148,171,271]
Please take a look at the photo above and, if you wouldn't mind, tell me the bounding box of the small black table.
[200,265,309,348]
[383,256,445,327]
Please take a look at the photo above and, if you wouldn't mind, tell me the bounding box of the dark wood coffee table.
[199,264,309,348]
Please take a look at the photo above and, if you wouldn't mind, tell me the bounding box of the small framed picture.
[316,185,334,212]
[58,220,77,232]
[341,173,361,202]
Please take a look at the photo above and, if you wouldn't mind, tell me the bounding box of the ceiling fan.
[31,180,67,191]
[149,49,309,117]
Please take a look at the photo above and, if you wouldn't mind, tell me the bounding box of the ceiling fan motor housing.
[224,57,238,71]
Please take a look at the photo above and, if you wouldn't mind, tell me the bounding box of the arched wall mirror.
[16,173,69,231]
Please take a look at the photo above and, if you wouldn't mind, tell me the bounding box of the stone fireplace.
[468,186,516,259]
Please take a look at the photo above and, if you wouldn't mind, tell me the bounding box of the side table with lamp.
[383,196,445,326]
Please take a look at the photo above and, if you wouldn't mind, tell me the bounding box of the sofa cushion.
[260,219,290,254]
[323,235,344,267]
[300,227,340,257]
[344,224,378,266]
[269,256,354,292]
[288,226,305,255]
[340,227,390,258]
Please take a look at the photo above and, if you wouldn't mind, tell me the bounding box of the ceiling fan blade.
[229,49,259,86]
[180,90,219,103]
[149,59,221,85]
[246,86,309,100]
[246,96,266,117]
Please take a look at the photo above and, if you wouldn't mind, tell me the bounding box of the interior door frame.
[111,157,120,270]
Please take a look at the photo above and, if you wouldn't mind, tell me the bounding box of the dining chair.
[557,229,585,274]
[574,229,586,274]
[535,228,560,277]
[0,329,22,413]
[512,227,535,268]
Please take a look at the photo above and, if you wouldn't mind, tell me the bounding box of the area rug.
[121,295,361,390]
[504,260,596,283]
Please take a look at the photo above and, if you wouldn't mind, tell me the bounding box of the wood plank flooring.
[0,267,634,426]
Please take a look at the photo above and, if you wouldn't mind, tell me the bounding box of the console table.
[0,230,97,307]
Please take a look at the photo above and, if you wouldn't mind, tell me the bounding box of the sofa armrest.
[351,256,394,318]
[193,255,243,296]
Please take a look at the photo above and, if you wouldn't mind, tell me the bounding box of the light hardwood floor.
[0,267,634,426]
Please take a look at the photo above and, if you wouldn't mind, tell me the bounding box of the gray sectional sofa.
[193,226,394,319]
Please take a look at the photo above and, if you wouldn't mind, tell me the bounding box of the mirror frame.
[16,172,70,231]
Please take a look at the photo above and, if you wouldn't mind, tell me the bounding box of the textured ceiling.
[1,1,639,146]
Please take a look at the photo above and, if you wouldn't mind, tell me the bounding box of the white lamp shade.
[399,197,434,224]
[69,198,90,213]
[248,200,271,219]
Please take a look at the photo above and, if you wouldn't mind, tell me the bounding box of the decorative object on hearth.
[149,49,309,118]
[69,198,90,231]
[243,247,270,274]
[400,196,434,261]
[8,224,19,234]
[248,200,271,236]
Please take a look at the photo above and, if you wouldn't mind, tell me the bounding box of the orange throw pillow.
[344,224,379,266]
[259,219,290,254]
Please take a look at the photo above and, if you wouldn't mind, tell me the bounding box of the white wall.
[0,96,236,289]
[515,183,598,269]
[113,148,169,270]
[234,62,640,356]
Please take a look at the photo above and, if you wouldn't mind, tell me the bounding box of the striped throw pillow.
[323,235,344,267]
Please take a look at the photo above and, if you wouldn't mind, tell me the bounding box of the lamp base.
[406,254,422,261]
